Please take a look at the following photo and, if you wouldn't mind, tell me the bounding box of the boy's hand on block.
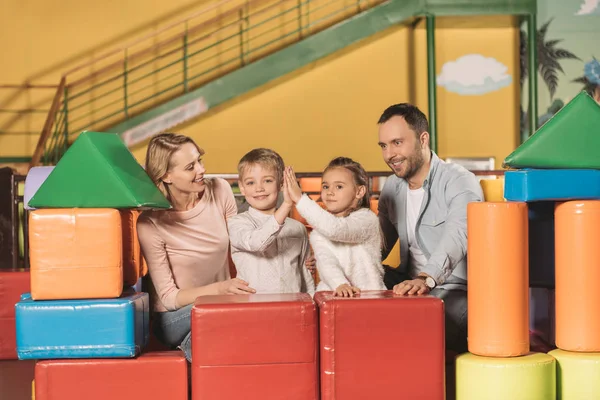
[334,284,361,298]
[284,166,303,203]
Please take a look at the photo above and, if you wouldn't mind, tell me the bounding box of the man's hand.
[305,254,316,273]
[393,279,429,295]
[334,284,361,297]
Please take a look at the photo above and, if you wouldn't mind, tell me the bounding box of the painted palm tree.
[521,19,581,98]
[520,19,581,133]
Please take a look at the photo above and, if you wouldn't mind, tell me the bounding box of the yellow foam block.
[550,349,600,399]
[456,352,555,400]
[480,178,505,202]
[29,209,123,300]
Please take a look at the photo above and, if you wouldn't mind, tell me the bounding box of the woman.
[138,133,255,362]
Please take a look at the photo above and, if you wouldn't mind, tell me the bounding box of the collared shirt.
[227,207,315,294]
[378,152,484,289]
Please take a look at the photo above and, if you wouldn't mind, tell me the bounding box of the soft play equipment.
[455,352,556,400]
[191,293,318,400]
[550,349,600,400]
[528,202,555,288]
[28,208,123,300]
[23,166,54,210]
[0,359,35,400]
[503,91,600,169]
[34,351,187,400]
[314,291,445,400]
[479,178,505,201]
[16,291,149,359]
[467,202,529,357]
[27,132,170,209]
[0,269,30,359]
[504,169,600,201]
[120,210,147,287]
[555,201,600,352]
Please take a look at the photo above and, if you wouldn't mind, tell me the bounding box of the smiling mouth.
[193,177,204,183]
[254,195,268,200]
[390,159,404,168]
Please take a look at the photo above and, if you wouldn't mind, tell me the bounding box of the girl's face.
[321,167,366,217]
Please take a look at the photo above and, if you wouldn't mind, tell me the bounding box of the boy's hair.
[324,157,370,209]
[237,148,285,183]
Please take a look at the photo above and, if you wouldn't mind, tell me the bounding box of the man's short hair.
[377,103,430,136]
[238,148,285,183]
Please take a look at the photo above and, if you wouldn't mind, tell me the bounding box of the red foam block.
[315,291,445,400]
[35,351,187,400]
[0,360,35,400]
[192,293,318,400]
[0,269,30,359]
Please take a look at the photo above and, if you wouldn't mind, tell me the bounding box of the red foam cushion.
[35,351,187,400]
[192,293,318,400]
[315,291,445,400]
[0,360,35,400]
[0,269,30,359]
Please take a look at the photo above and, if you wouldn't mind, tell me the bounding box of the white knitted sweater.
[295,195,386,291]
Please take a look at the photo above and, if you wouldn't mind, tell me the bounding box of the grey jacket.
[378,152,484,289]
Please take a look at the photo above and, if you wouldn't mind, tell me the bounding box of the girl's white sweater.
[295,195,386,291]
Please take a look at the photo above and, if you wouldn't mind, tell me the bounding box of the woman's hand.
[334,284,361,297]
[219,278,256,295]
[284,166,303,204]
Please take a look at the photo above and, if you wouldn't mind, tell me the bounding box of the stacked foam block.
[15,132,188,400]
[456,91,600,399]
[190,291,446,400]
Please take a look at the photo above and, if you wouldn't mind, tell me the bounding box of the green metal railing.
[35,0,385,166]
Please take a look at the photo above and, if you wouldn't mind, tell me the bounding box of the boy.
[227,148,315,294]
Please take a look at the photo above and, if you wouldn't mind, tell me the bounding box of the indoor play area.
[1,0,600,399]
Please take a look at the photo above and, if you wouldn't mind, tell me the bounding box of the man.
[376,103,484,353]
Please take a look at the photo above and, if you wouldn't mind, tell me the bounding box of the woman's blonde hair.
[145,133,213,204]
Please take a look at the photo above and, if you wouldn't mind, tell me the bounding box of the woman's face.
[163,142,206,195]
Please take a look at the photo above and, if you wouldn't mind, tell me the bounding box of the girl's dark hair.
[324,157,370,210]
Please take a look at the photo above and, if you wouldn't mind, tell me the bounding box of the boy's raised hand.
[284,166,303,203]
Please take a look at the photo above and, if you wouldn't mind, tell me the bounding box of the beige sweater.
[137,178,237,312]
[228,207,315,295]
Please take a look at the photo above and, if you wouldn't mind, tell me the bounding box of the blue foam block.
[505,169,600,201]
[16,291,149,360]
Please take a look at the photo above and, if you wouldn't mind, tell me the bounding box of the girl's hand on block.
[219,278,256,295]
[284,166,303,203]
[334,284,361,297]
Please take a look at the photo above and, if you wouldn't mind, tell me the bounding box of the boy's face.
[239,163,280,213]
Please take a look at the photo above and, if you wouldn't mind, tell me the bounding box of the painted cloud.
[437,54,512,95]
[575,0,600,15]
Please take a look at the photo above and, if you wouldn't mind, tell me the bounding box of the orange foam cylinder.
[555,201,600,351]
[467,202,529,357]
[29,209,123,300]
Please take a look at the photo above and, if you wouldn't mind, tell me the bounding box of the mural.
[575,0,600,15]
[521,0,600,136]
[437,54,512,96]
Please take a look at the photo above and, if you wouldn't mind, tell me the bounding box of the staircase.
[31,0,537,167]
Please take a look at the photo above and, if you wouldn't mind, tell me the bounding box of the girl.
[284,157,386,297]
[137,133,256,362]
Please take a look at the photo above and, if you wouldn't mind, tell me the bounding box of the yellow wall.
[1,2,519,171]
[130,16,520,172]
[0,0,217,157]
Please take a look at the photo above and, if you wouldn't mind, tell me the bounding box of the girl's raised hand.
[285,166,303,203]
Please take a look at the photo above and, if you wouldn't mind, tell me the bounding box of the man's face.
[377,116,427,180]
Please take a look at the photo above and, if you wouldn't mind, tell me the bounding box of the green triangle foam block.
[28,132,171,209]
[504,91,600,169]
